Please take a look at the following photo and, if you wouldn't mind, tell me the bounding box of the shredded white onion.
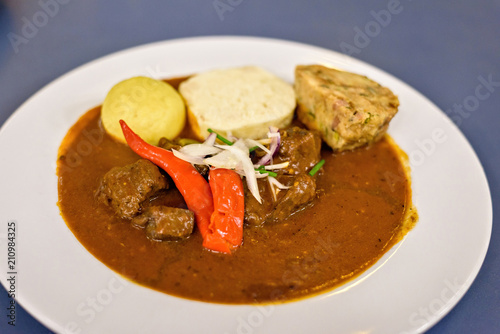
[268,176,290,190]
[171,149,205,165]
[179,143,221,157]
[226,131,238,142]
[268,177,277,202]
[254,171,269,178]
[244,138,270,154]
[267,176,290,202]
[257,138,272,145]
[168,131,290,204]
[204,132,217,146]
[217,140,261,204]
[263,162,289,170]
[204,150,239,169]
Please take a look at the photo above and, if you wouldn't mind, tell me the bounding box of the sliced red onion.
[256,126,280,166]
[267,131,280,138]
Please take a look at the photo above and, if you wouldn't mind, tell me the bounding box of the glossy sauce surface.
[57,80,416,304]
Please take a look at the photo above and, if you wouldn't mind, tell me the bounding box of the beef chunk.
[96,159,168,219]
[244,178,275,226]
[244,174,316,226]
[132,206,194,240]
[268,174,316,222]
[275,127,322,175]
[158,137,182,151]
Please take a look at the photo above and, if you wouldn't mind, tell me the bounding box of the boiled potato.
[101,76,185,145]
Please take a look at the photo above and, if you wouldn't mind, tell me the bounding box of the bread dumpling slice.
[179,66,295,140]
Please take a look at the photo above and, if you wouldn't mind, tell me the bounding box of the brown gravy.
[57,81,417,304]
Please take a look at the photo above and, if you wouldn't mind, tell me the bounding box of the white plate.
[0,36,492,334]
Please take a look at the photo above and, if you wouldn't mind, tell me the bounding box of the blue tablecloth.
[0,1,498,333]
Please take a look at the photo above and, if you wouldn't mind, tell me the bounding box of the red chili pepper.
[119,120,232,253]
[209,168,244,250]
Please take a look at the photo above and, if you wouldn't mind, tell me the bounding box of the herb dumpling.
[179,66,295,140]
[295,65,399,151]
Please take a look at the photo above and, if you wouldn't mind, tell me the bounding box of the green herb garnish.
[207,128,233,146]
[364,112,373,124]
[256,168,278,177]
[249,145,259,152]
[309,159,325,176]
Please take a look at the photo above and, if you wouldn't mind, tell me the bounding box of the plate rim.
[0,35,493,334]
